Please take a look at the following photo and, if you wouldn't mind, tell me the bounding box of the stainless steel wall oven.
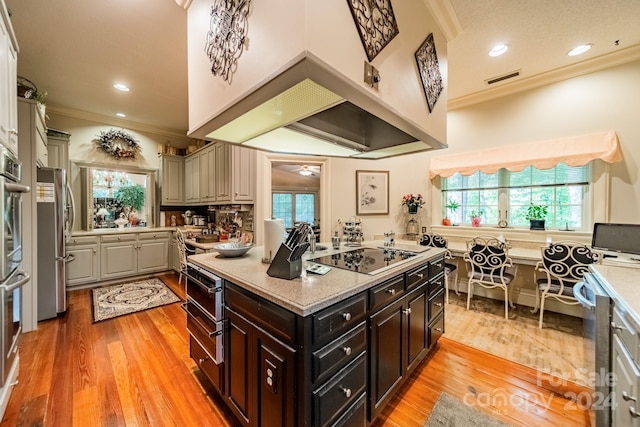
[0,147,30,387]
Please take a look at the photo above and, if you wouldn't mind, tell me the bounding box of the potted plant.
[443,199,460,226]
[401,193,425,214]
[469,209,484,227]
[114,184,145,223]
[525,203,548,230]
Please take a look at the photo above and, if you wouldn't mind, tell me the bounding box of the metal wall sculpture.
[415,33,443,113]
[346,0,399,62]
[204,0,251,83]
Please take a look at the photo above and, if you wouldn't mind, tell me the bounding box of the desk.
[447,241,541,266]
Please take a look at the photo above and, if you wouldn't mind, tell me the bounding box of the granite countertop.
[72,226,175,236]
[188,241,445,317]
[591,263,640,327]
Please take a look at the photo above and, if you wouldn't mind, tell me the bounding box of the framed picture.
[356,170,389,215]
[415,33,443,113]
[346,0,400,62]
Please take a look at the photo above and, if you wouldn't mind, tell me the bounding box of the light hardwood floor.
[1,273,592,426]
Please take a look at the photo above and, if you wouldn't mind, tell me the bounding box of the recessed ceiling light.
[567,44,593,56]
[489,44,508,57]
[116,113,126,118]
[113,83,130,92]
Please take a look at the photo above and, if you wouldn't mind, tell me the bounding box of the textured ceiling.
[5,0,640,135]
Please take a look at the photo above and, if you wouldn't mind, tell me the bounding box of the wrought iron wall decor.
[94,129,140,159]
[415,33,443,113]
[346,0,399,62]
[204,0,251,83]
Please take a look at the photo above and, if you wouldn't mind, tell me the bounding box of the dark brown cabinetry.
[189,254,445,427]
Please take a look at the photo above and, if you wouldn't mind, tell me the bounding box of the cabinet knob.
[417,273,424,279]
[198,357,208,365]
[623,391,637,402]
[434,327,443,333]
[340,387,352,398]
[343,346,352,356]
[386,289,396,295]
[435,302,443,308]
[630,407,640,418]
[403,308,412,315]
[8,128,18,135]
[342,312,352,321]
[117,236,121,241]
[611,322,624,331]
[92,249,96,253]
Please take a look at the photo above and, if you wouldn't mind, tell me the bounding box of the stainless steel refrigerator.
[37,167,70,321]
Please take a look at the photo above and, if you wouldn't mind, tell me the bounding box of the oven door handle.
[1,271,31,293]
[573,281,595,310]
[4,183,31,194]
[185,272,220,294]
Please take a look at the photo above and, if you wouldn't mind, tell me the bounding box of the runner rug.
[92,277,180,322]
[425,392,512,427]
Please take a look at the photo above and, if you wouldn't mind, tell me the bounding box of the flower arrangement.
[401,193,425,210]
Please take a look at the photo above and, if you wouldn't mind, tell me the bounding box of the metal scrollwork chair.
[419,233,459,303]
[533,241,600,328]
[464,236,517,319]
[175,228,195,287]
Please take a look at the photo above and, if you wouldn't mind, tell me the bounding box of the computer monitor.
[592,223,640,262]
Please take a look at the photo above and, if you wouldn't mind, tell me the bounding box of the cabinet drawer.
[313,352,367,427]
[225,283,297,345]
[101,234,137,243]
[369,276,404,312]
[406,263,429,291]
[186,274,223,321]
[186,301,224,364]
[68,236,99,246]
[429,290,445,322]
[332,392,366,427]
[313,292,367,345]
[430,256,445,279]
[190,336,224,394]
[312,322,366,384]
[428,273,445,297]
[429,312,445,348]
[613,308,639,365]
[139,231,170,241]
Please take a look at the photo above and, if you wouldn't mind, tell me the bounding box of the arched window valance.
[429,130,622,179]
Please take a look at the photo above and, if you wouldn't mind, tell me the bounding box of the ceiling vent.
[486,70,521,85]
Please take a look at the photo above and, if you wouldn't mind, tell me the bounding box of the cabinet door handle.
[403,308,412,315]
[8,128,18,135]
[417,273,424,279]
[343,346,352,356]
[630,407,640,418]
[386,289,396,295]
[435,302,443,308]
[623,391,637,402]
[342,312,352,321]
[340,387,352,398]
[198,357,209,365]
[434,327,443,333]
[611,322,624,331]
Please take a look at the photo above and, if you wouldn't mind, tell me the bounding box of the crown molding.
[423,0,463,42]
[47,105,190,140]
[448,44,640,110]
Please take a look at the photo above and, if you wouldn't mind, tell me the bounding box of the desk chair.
[464,236,517,319]
[533,241,599,328]
[419,233,459,303]
[175,228,195,287]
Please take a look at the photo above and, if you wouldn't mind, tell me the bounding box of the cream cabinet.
[66,236,100,288]
[0,6,18,155]
[215,142,232,202]
[138,232,170,274]
[100,234,138,280]
[46,129,70,170]
[199,145,217,203]
[184,154,200,204]
[232,145,256,202]
[159,154,185,205]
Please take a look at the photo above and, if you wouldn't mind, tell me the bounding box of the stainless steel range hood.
[203,54,446,159]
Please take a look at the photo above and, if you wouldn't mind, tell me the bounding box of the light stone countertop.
[72,226,176,236]
[188,242,446,317]
[591,263,640,328]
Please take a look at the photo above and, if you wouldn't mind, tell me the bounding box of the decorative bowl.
[213,242,254,258]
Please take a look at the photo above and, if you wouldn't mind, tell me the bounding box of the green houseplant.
[525,203,548,230]
[114,185,145,222]
[469,209,484,227]
[443,199,460,226]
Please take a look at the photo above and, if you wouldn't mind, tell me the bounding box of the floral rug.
[92,278,180,322]
[425,393,512,427]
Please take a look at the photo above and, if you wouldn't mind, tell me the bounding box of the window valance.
[429,130,622,179]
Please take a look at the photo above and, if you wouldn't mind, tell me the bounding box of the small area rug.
[425,393,511,427]
[92,278,180,322]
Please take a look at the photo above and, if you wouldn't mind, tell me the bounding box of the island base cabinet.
[612,334,640,427]
[225,307,297,427]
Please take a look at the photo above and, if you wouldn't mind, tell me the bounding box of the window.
[442,163,591,229]
[272,192,316,229]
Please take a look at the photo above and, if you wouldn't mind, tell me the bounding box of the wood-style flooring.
[1,273,593,426]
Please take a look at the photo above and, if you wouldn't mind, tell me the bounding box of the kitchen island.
[187,243,446,427]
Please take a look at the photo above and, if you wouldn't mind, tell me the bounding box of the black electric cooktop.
[309,247,417,275]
